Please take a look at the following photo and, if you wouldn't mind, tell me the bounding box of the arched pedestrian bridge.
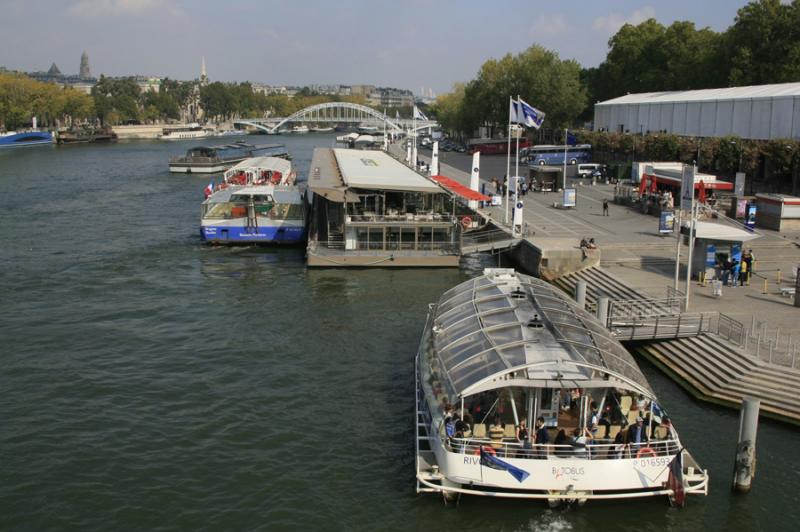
[234,102,438,134]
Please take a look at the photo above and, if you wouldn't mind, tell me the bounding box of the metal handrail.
[446,437,681,460]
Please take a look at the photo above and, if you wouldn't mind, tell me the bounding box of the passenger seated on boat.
[571,428,592,458]
[489,416,505,450]
[516,419,532,457]
[609,425,627,459]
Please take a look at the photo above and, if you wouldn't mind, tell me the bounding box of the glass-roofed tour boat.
[416,269,708,506]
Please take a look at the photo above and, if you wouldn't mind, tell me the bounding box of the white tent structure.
[594,82,800,140]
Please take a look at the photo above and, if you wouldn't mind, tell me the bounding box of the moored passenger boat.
[200,156,306,244]
[0,130,54,148]
[169,142,289,173]
[160,123,213,140]
[415,268,709,505]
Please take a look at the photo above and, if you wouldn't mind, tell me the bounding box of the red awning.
[431,175,490,201]
[642,173,734,191]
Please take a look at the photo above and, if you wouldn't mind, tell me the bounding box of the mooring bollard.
[732,398,760,494]
[762,278,768,294]
[777,269,782,284]
[575,280,587,310]
[597,297,610,328]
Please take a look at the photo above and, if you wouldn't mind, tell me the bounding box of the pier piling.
[732,398,760,494]
[575,280,587,309]
[596,297,610,328]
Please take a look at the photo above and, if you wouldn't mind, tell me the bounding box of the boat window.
[450,353,506,389]
[496,344,526,367]
[269,204,304,220]
[440,332,493,367]
[479,309,518,328]
[368,228,384,250]
[485,325,523,346]
[437,315,481,348]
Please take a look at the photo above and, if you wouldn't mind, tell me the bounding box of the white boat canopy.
[333,148,442,193]
[429,269,652,399]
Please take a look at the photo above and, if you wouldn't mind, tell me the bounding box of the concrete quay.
[401,143,800,424]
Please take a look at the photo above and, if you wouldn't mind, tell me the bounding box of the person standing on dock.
[602,198,609,216]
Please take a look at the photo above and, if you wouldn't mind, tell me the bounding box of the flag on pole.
[509,97,519,124]
[413,105,428,121]
[204,179,214,199]
[396,110,400,120]
[667,449,686,507]
[566,131,578,145]
[518,98,546,129]
[479,446,530,483]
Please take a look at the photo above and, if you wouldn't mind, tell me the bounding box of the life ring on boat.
[460,215,472,229]
[473,445,495,456]
[636,447,656,458]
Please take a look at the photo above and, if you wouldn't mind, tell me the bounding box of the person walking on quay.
[742,249,754,285]
[602,198,609,216]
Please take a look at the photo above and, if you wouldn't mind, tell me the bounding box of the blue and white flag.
[413,105,428,121]
[480,446,530,483]
[509,97,519,124]
[518,98,545,129]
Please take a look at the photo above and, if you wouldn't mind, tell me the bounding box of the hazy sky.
[1,0,750,94]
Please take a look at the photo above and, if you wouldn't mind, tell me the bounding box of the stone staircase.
[547,266,800,426]
[635,334,800,425]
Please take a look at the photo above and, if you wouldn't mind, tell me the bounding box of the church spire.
[200,57,208,85]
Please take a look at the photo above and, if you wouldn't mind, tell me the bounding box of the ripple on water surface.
[1,140,798,530]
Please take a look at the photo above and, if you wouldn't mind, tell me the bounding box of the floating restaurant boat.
[306,148,483,267]
[291,125,310,134]
[200,156,306,244]
[169,142,289,173]
[0,130,54,148]
[415,268,709,505]
[160,123,214,140]
[310,126,334,133]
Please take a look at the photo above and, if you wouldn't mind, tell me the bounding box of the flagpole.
[563,128,568,191]
[515,96,520,204]
[505,97,513,225]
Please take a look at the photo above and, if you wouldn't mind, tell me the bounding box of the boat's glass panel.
[479,309,518,328]
[449,352,507,388]
[429,270,653,396]
[496,344,526,367]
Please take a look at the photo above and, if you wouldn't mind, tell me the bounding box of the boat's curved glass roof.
[430,269,652,397]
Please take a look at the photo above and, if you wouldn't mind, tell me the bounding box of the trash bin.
[711,280,723,298]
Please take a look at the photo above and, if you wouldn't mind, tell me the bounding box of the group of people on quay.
[441,389,677,460]
[716,249,755,287]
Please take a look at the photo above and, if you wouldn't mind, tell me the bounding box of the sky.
[1,0,753,95]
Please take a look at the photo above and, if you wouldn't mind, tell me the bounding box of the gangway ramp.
[460,227,518,255]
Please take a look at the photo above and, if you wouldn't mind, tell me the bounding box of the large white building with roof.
[593,82,800,140]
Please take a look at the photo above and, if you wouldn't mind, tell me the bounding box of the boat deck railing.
[169,155,222,164]
[447,437,681,461]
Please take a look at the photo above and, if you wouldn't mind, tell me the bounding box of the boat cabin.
[306,148,471,267]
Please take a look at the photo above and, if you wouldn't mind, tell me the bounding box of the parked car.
[577,163,601,177]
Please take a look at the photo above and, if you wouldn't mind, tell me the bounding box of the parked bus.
[468,137,530,155]
[523,144,592,165]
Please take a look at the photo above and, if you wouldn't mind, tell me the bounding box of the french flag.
[204,179,214,199]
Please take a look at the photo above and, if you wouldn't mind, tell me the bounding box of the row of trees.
[0,72,94,130]
[433,0,800,135]
[574,130,800,192]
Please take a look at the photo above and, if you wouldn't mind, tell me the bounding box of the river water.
[0,136,797,531]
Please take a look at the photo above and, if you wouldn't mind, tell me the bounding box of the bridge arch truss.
[269,102,404,133]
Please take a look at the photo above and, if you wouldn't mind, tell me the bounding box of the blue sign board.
[659,210,675,234]
[563,188,576,208]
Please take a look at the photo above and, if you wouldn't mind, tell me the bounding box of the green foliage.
[0,72,94,129]
[725,0,800,85]
[92,76,141,124]
[438,45,586,136]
